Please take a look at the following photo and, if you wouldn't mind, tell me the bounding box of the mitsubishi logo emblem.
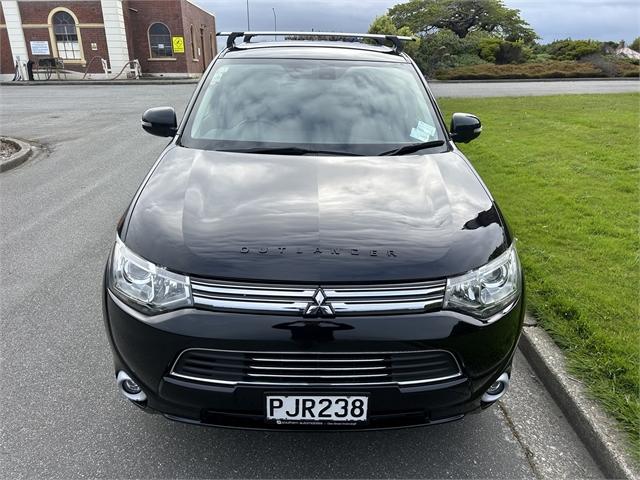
[304,288,335,318]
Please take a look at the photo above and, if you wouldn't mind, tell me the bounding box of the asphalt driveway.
[0,84,608,479]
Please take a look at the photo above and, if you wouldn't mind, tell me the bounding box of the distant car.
[103,32,524,429]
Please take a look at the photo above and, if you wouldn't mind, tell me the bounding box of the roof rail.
[217,31,416,54]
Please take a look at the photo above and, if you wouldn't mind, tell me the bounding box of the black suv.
[103,32,524,429]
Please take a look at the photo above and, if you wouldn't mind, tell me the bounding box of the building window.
[149,23,172,57]
[53,11,81,60]
[210,33,215,59]
[190,24,196,59]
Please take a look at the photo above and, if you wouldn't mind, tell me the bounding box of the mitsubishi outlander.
[103,32,524,429]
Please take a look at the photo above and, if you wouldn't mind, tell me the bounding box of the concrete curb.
[519,315,638,479]
[0,79,199,86]
[0,137,32,172]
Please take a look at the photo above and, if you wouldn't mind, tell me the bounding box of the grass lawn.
[438,93,640,457]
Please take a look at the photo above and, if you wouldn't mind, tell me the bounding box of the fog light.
[486,380,505,396]
[116,371,147,402]
[122,378,141,395]
[481,372,510,403]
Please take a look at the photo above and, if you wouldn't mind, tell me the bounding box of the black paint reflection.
[463,207,501,230]
[273,320,354,348]
[124,146,509,282]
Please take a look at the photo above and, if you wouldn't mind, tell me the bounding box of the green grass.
[438,93,640,458]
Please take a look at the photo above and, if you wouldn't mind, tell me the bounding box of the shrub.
[435,60,604,80]
[415,30,470,74]
[477,37,529,64]
[532,53,553,62]
[581,54,618,77]
[454,53,489,66]
[477,37,499,62]
[434,59,640,79]
[477,37,502,62]
[545,39,602,60]
[495,41,529,64]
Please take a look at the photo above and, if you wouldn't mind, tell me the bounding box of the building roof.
[185,0,215,18]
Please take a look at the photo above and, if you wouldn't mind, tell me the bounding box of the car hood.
[123,146,509,283]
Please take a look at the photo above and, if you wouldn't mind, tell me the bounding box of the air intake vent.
[170,349,462,386]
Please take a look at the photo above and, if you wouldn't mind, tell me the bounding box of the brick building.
[0,0,217,80]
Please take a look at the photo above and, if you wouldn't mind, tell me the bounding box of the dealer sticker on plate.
[266,395,368,424]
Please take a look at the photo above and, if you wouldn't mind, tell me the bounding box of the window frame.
[148,22,173,59]
[48,7,84,64]
[190,24,197,61]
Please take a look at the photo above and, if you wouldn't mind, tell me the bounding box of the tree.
[630,37,640,52]
[387,0,537,43]
[368,15,421,58]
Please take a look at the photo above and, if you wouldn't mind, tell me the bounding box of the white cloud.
[200,0,640,43]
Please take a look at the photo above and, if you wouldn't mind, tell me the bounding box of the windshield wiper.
[379,140,446,156]
[218,147,363,156]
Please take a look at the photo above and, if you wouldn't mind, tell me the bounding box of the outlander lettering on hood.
[103,32,524,430]
[240,247,398,257]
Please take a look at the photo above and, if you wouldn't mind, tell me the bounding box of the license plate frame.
[265,393,369,426]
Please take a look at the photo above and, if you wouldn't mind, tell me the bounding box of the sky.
[200,0,640,46]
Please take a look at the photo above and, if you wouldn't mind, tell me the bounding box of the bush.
[579,54,640,77]
[477,37,530,64]
[581,54,618,77]
[495,41,529,64]
[435,60,604,80]
[435,58,640,79]
[414,30,505,74]
[532,53,553,62]
[454,53,489,66]
[477,37,502,62]
[414,30,469,74]
[545,39,602,60]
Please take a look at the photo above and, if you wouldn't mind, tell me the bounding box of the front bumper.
[103,286,524,429]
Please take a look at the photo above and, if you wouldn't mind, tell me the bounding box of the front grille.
[190,279,447,316]
[170,349,462,386]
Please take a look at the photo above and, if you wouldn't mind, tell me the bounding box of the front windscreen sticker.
[211,66,230,84]
[410,120,437,142]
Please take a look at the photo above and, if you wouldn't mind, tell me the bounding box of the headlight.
[109,237,192,314]
[443,244,521,320]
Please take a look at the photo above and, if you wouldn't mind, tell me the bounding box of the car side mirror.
[142,107,177,137]
[450,113,482,144]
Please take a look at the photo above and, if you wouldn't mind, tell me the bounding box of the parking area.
[0,84,609,478]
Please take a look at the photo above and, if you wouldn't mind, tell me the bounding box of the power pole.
[246,0,251,30]
[272,8,277,40]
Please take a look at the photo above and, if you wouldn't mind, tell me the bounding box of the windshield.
[181,58,447,155]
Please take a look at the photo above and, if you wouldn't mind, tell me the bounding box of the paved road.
[430,79,640,97]
[0,85,605,479]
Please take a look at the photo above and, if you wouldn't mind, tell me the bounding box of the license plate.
[266,395,368,424]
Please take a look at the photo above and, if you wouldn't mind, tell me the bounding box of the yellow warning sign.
[172,36,185,54]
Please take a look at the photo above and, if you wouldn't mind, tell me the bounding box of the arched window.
[53,10,80,59]
[190,24,196,59]
[149,23,172,57]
